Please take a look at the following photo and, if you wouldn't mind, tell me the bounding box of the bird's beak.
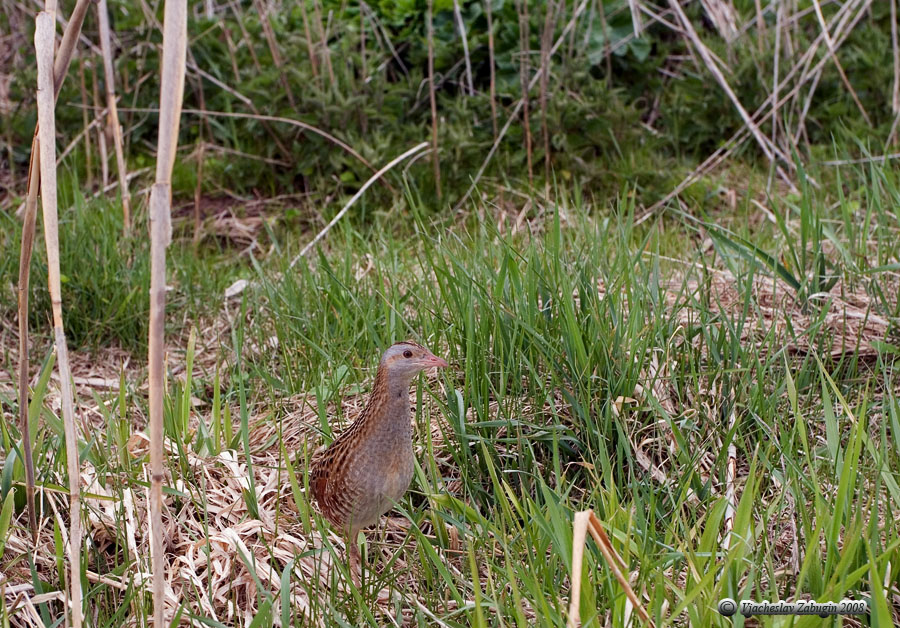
[422,353,449,369]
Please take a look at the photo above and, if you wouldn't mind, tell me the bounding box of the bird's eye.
[403,350,412,358]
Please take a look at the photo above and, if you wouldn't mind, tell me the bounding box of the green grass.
[1,156,898,625]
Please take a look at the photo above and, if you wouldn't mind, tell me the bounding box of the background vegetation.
[1,0,899,625]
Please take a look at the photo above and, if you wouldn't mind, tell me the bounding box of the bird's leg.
[348,529,361,588]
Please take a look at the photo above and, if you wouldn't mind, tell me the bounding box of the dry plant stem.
[17,0,91,539]
[150,3,188,625]
[539,0,556,193]
[567,510,654,628]
[642,0,871,218]
[485,0,498,140]
[291,141,428,267]
[627,0,642,36]
[452,0,474,96]
[35,10,83,628]
[78,58,93,189]
[753,0,766,52]
[184,62,291,159]
[16,139,39,538]
[97,0,132,231]
[810,0,871,125]
[598,0,612,85]
[252,0,297,109]
[456,0,589,211]
[92,65,109,188]
[767,0,783,194]
[427,0,441,199]
[721,405,738,551]
[227,0,262,73]
[311,0,335,86]
[517,0,533,187]
[666,0,794,177]
[300,0,319,79]
[891,0,899,114]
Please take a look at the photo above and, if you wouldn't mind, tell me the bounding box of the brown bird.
[310,341,448,584]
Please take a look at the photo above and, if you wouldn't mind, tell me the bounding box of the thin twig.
[108,105,393,193]
[290,141,428,267]
[666,0,794,177]
[810,0,871,125]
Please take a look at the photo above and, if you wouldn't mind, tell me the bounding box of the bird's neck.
[363,366,414,424]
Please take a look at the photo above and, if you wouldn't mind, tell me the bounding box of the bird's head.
[378,341,448,383]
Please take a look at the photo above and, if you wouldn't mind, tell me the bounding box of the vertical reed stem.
[97,0,132,231]
[35,8,83,627]
[150,3,188,625]
[427,0,441,198]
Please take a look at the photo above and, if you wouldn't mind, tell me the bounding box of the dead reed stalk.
[484,0,498,141]
[567,510,654,628]
[96,0,132,231]
[149,2,188,624]
[300,0,319,79]
[311,0,335,86]
[427,0,441,199]
[810,0,871,125]
[17,0,91,541]
[452,0,474,96]
[92,64,109,188]
[456,0,590,211]
[35,7,83,627]
[253,0,297,109]
[77,58,93,189]
[517,0,533,187]
[539,0,557,193]
[892,0,900,115]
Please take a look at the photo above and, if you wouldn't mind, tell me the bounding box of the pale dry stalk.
[35,8,83,627]
[539,0,557,193]
[456,0,590,211]
[17,0,91,540]
[721,405,738,551]
[452,0,474,96]
[149,2,188,625]
[517,0,533,187]
[311,0,335,86]
[567,510,654,628]
[891,0,899,114]
[810,0,871,125]
[485,0,498,140]
[252,0,297,109]
[97,0,132,231]
[427,0,441,199]
[666,0,795,179]
[300,0,319,79]
[77,58,93,189]
[92,63,109,188]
